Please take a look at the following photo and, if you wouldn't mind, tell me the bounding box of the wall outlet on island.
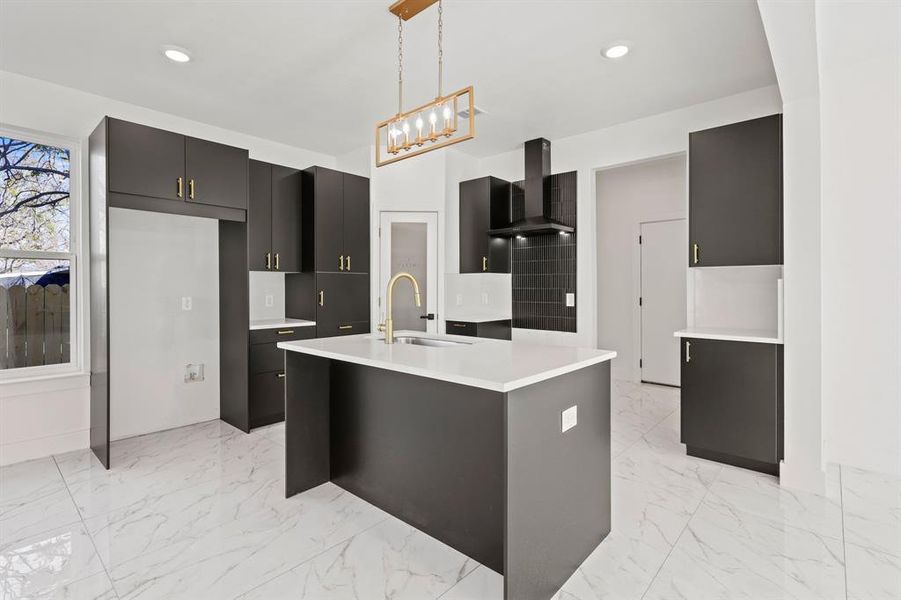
[184,363,205,383]
[562,405,578,433]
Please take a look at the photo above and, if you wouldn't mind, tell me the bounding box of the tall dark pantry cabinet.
[89,117,249,468]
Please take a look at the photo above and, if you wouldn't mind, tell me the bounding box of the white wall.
[817,0,901,475]
[109,209,220,440]
[595,155,687,380]
[0,71,335,464]
[472,86,782,348]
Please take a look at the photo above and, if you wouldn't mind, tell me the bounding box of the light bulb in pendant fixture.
[401,120,411,148]
[428,109,438,139]
[415,114,424,145]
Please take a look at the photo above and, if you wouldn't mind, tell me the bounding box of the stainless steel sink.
[391,336,472,347]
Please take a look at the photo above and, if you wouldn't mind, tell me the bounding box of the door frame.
[378,211,439,334]
[637,217,686,386]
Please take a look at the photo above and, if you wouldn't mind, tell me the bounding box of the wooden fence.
[0,284,70,369]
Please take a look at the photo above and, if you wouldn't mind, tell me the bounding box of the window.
[0,132,78,374]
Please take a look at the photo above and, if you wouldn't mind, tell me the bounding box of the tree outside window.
[0,135,74,370]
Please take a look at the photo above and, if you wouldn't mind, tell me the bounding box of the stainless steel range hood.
[489,138,575,237]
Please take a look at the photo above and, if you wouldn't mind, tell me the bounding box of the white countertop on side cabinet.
[250,318,316,331]
[279,331,616,392]
[674,327,783,344]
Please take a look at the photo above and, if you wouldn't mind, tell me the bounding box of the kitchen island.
[278,331,616,600]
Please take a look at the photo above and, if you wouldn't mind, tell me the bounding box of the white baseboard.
[0,429,89,466]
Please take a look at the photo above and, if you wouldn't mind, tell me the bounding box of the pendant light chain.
[397,15,404,115]
[437,0,444,98]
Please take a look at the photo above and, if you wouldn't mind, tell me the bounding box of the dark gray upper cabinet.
[271,165,302,272]
[108,118,185,201]
[689,114,783,267]
[248,160,302,272]
[185,137,248,210]
[248,160,273,271]
[107,118,248,211]
[303,167,370,274]
[342,173,370,274]
[460,177,511,273]
[680,337,783,473]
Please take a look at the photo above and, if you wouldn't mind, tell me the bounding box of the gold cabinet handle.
[188,179,195,200]
[692,243,700,265]
[177,177,184,198]
[276,330,294,335]
[276,372,286,378]
[275,253,280,270]
[338,325,353,330]
[346,255,351,271]
[266,252,272,270]
[318,291,324,306]
[686,340,692,363]
[339,255,344,271]
[482,256,488,271]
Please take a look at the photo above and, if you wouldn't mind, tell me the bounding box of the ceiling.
[0,1,776,158]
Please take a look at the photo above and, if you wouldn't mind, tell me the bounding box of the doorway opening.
[378,211,439,334]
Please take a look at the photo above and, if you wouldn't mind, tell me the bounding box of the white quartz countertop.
[674,327,783,345]
[250,318,316,331]
[444,313,512,323]
[278,331,616,392]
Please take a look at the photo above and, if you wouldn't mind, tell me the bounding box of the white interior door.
[640,219,687,386]
[378,212,438,334]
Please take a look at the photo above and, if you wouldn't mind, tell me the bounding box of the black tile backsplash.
[511,171,577,333]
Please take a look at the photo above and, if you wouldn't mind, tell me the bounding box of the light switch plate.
[562,405,578,433]
[181,296,192,311]
[565,293,575,307]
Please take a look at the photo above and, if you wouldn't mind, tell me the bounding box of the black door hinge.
[639,297,642,306]
[639,235,642,244]
[639,359,643,368]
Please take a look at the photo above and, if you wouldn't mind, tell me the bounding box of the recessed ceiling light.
[162,45,191,63]
[602,44,630,59]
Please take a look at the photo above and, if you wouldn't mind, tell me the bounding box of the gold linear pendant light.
[375,0,475,167]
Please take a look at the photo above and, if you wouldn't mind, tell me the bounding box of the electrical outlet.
[456,294,463,306]
[565,293,575,307]
[184,363,205,383]
[181,296,192,311]
[265,294,274,308]
[481,292,489,305]
[562,405,578,433]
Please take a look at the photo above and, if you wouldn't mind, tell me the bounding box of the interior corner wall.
[0,70,336,465]
[818,0,901,475]
[109,209,220,440]
[474,85,782,349]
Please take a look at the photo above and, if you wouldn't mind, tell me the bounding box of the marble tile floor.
[1,380,898,599]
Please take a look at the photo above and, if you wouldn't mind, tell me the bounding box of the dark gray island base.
[284,351,611,600]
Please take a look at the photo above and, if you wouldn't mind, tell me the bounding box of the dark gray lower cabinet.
[680,338,783,474]
[248,326,315,428]
[446,319,512,340]
[315,273,370,337]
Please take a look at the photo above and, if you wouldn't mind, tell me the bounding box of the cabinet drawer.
[249,326,315,345]
[317,320,369,338]
[446,321,477,337]
[249,371,285,428]
[250,342,284,374]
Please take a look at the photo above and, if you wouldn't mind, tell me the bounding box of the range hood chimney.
[489,138,574,237]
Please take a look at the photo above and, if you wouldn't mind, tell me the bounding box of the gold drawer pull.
[686,341,692,363]
[453,323,467,328]
[276,372,286,378]
[338,325,353,330]
[277,330,295,335]
[692,243,700,265]
[482,256,487,271]
[346,255,351,271]
[177,177,184,198]
[339,255,345,271]
[188,178,195,200]
[318,291,324,306]
[266,252,272,270]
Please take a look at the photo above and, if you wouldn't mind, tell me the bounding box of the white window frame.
[0,124,84,382]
